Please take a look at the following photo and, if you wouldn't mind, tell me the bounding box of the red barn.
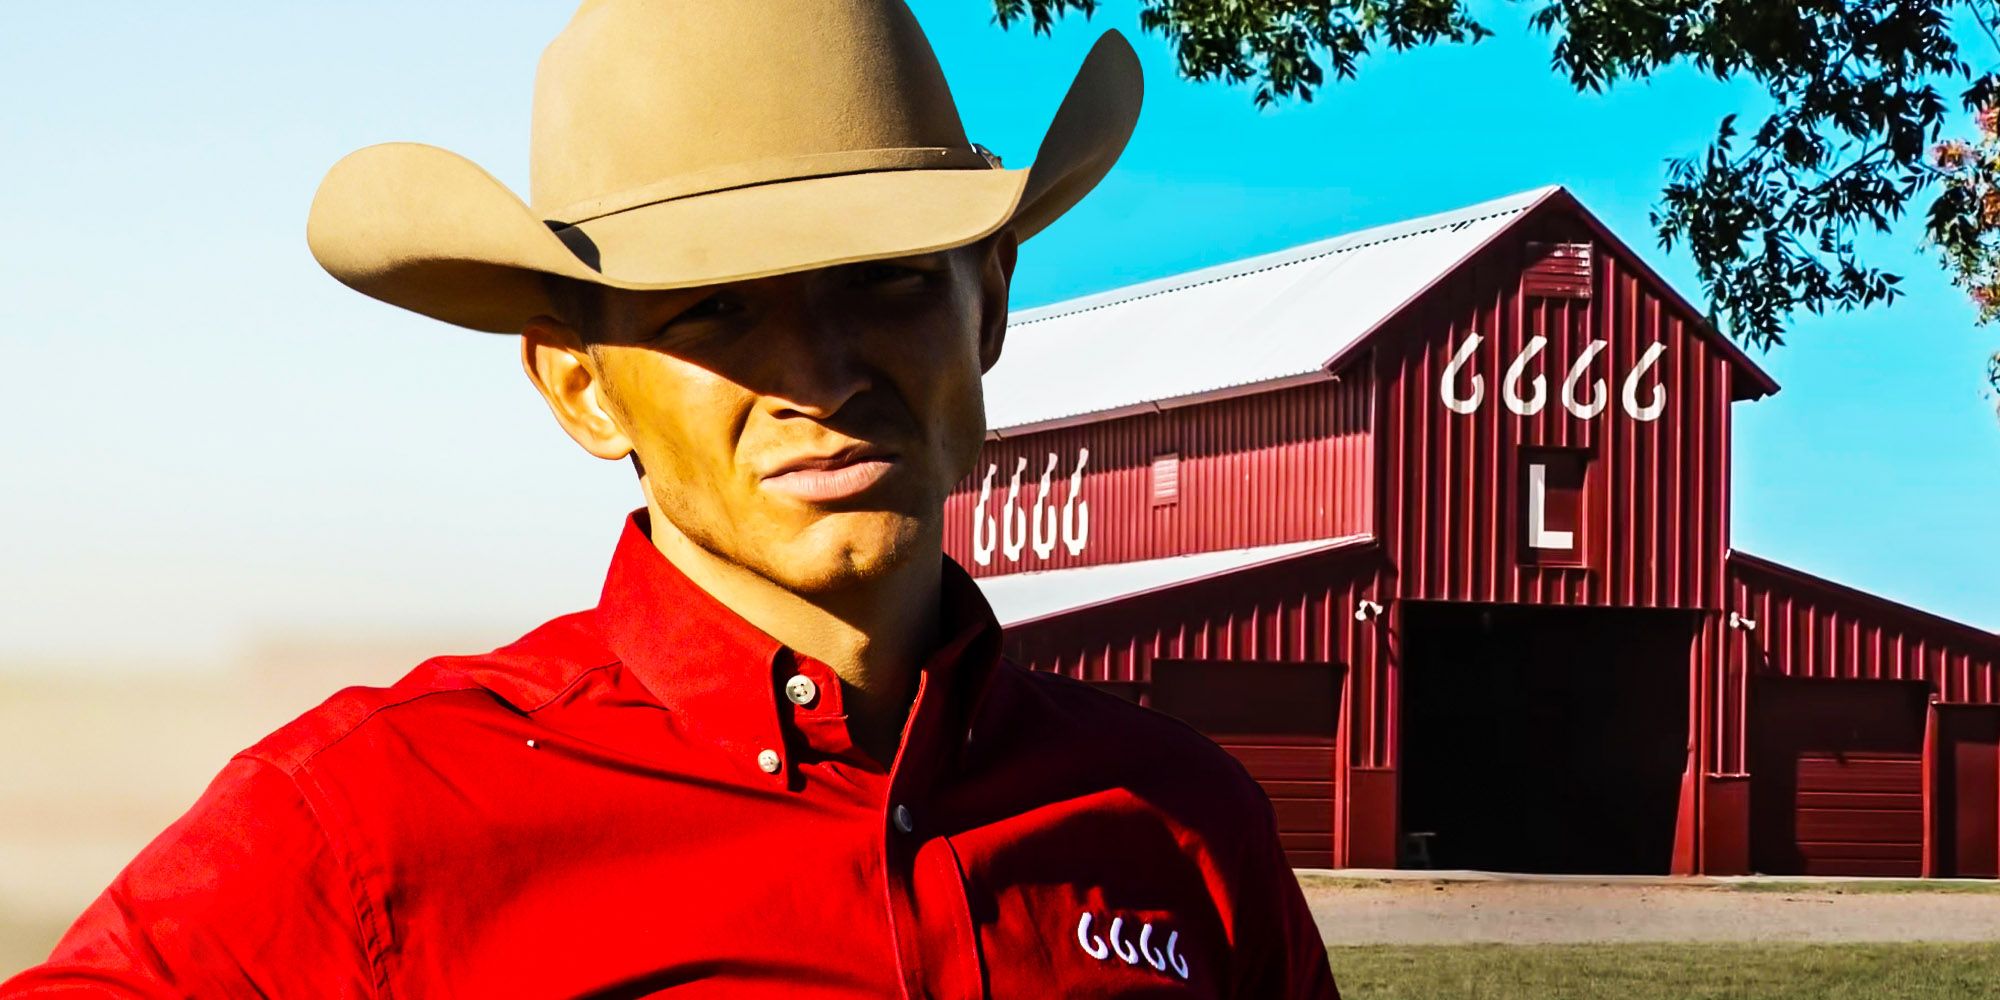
[954,186,2000,877]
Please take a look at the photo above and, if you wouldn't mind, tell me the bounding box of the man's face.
[562,236,1014,594]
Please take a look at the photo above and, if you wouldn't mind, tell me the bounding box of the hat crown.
[530,0,970,218]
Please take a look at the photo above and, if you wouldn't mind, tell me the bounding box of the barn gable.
[1369,190,1772,609]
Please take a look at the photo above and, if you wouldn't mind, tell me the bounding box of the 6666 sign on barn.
[951,186,2000,877]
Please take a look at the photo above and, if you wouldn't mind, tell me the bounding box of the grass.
[1327,942,2000,999]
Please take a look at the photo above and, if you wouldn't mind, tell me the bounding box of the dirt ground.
[1302,877,2000,945]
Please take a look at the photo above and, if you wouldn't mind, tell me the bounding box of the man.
[4,2,1338,996]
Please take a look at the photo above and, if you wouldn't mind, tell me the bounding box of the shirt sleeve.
[1230,794,1340,1000]
[0,754,378,998]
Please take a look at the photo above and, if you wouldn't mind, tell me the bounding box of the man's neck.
[641,495,943,765]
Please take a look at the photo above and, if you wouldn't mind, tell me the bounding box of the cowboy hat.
[306,0,1143,333]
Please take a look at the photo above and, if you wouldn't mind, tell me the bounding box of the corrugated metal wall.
[1004,542,1374,667]
[1792,754,1927,876]
[1373,216,1741,610]
[1002,544,1392,761]
[1728,552,1992,700]
[1728,552,2000,708]
[947,378,1373,578]
[1001,543,1389,867]
[1932,705,2000,877]
[1727,556,2000,876]
[1149,660,1345,868]
[1748,677,1932,876]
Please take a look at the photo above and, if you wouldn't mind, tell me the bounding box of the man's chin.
[761,517,927,594]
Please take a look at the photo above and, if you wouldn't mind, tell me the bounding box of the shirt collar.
[592,508,1003,785]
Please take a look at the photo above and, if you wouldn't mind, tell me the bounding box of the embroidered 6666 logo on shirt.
[1075,909,1192,981]
[917,668,1339,998]
[938,781,1247,997]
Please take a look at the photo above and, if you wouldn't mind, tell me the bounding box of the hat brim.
[307,30,1143,333]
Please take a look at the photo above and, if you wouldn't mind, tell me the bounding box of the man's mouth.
[760,444,900,503]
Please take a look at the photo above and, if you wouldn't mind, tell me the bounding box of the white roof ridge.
[976,534,1376,627]
[1011,185,1560,328]
[982,535,1354,580]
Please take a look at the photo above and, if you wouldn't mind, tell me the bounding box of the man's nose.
[756,291,873,421]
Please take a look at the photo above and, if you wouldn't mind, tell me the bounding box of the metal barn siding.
[1682,613,1752,876]
[1726,553,2000,703]
[1929,704,2000,877]
[1749,678,1931,876]
[1150,660,1346,868]
[1727,554,2000,876]
[945,377,1373,578]
[1000,542,1387,866]
[1002,542,1381,685]
[1372,204,1759,611]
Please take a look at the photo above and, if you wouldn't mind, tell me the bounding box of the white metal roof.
[975,535,1369,626]
[986,186,1558,432]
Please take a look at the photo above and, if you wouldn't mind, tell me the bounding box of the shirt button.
[892,803,914,834]
[757,748,781,774]
[783,673,819,707]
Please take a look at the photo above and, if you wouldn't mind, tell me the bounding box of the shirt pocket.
[1067,903,1213,996]
[948,790,1230,998]
[977,889,1222,999]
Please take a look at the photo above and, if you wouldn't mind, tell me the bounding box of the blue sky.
[1,2,1993,672]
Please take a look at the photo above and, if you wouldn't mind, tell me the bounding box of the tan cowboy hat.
[306,0,1143,333]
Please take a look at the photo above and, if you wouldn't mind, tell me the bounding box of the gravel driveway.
[1303,876,2000,945]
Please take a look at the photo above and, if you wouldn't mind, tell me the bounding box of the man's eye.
[853,262,929,287]
[645,294,740,341]
[668,295,736,325]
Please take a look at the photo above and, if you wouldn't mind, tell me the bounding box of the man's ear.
[976,227,1019,374]
[520,317,635,462]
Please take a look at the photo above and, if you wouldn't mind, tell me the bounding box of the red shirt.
[5,511,1337,998]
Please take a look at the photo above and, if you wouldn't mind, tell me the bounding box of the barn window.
[1150,452,1181,507]
[1524,241,1593,299]
[1519,448,1588,566]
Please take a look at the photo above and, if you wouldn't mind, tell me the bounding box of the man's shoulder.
[242,608,616,774]
[1004,663,1217,753]
[1000,664,1269,809]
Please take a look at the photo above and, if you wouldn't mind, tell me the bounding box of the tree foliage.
[994,0,2000,410]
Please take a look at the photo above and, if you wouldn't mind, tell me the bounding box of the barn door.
[1148,660,1344,869]
[1931,704,2000,878]
[1750,678,1930,876]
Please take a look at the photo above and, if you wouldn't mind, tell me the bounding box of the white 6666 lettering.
[1076,910,1189,981]
[970,448,1089,567]
[1440,333,1666,423]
